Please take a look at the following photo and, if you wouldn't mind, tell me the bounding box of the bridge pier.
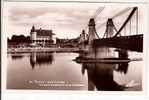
[79,18,96,51]
[105,18,115,38]
[79,30,87,51]
[88,18,96,48]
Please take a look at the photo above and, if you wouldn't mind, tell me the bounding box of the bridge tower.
[88,18,96,47]
[79,30,87,50]
[105,18,115,38]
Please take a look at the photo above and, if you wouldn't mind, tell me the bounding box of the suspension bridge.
[79,7,143,52]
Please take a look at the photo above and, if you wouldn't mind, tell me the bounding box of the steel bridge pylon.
[103,18,117,38]
[88,18,96,48]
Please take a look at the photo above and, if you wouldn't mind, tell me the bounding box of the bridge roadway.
[93,34,143,52]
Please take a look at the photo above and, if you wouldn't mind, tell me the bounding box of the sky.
[3,2,147,39]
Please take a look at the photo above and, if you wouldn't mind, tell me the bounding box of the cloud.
[9,6,90,26]
[4,2,145,39]
[9,7,49,18]
[8,5,95,33]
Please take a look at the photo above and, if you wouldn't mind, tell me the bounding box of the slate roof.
[36,29,54,36]
[31,26,55,36]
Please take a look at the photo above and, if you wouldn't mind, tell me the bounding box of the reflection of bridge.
[82,62,128,91]
[79,7,143,52]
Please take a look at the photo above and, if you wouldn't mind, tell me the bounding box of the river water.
[7,47,143,91]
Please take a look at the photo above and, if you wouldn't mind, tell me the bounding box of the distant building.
[30,26,55,46]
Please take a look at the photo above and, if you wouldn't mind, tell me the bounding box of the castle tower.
[30,25,37,45]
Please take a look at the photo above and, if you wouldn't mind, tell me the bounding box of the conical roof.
[31,25,36,32]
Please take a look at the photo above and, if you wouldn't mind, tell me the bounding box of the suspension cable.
[130,18,131,35]
[112,7,132,19]
[113,24,118,32]
[114,7,137,37]
[103,31,107,38]
[94,29,100,39]
[93,7,105,19]
[136,8,138,35]
[124,26,126,36]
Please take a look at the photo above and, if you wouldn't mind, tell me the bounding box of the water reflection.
[117,49,128,59]
[82,63,126,91]
[115,63,129,74]
[79,48,130,90]
[11,54,24,60]
[30,52,54,69]
[115,49,129,74]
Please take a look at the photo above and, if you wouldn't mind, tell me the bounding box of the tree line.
[8,35,31,44]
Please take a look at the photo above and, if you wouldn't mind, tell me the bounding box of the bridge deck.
[93,34,143,52]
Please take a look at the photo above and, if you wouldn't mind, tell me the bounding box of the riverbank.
[7,47,80,53]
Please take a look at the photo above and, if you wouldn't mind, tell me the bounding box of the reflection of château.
[30,52,53,69]
[30,26,55,46]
